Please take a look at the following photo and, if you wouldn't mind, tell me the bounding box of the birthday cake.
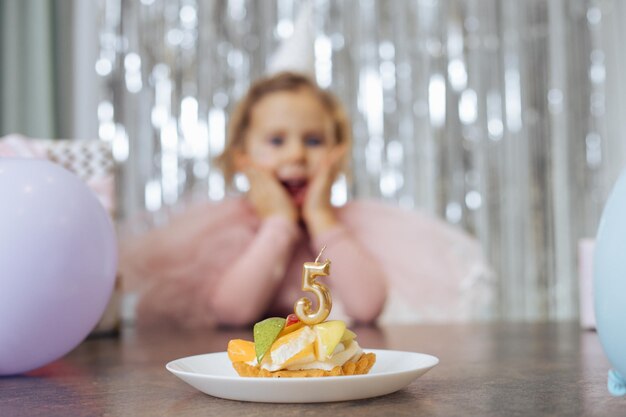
[227,250,376,377]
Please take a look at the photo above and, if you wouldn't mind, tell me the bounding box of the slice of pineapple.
[313,320,346,361]
[341,328,357,343]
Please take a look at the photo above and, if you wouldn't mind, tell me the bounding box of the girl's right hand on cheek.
[243,164,298,223]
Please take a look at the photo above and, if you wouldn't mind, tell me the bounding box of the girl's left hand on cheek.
[302,145,347,237]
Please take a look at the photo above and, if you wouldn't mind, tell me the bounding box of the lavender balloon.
[0,158,117,375]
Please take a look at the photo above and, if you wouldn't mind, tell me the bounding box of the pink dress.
[120,198,494,328]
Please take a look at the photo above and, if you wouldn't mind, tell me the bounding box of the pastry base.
[232,352,376,378]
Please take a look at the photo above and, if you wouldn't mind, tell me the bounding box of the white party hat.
[266,1,315,77]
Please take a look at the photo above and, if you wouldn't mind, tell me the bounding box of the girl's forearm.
[311,225,388,324]
[208,215,299,326]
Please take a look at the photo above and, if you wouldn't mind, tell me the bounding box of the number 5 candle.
[294,247,332,325]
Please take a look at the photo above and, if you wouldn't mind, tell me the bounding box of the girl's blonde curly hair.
[216,72,352,185]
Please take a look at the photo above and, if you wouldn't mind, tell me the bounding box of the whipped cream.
[248,337,364,372]
[285,340,363,371]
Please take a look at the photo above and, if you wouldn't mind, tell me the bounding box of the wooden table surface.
[1,322,623,416]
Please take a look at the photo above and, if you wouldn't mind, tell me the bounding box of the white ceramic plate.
[166,349,439,403]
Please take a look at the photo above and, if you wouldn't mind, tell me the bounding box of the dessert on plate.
[227,249,376,378]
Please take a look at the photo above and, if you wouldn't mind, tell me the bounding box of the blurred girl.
[120,72,491,328]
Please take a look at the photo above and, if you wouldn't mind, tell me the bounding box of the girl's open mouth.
[280,178,308,206]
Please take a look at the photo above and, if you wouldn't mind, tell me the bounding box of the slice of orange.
[283,342,315,367]
[269,326,316,367]
[227,339,256,363]
[277,320,305,338]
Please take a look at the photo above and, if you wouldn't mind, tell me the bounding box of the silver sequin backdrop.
[96,0,626,321]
